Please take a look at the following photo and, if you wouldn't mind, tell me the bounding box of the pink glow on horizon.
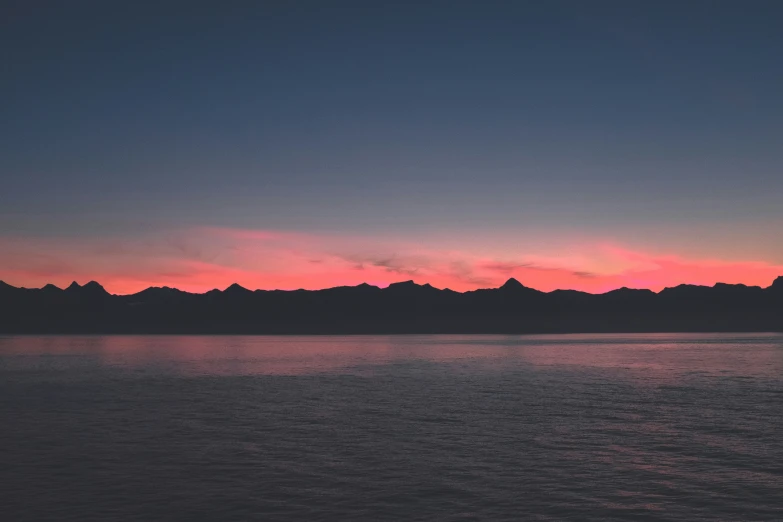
[0,227,781,294]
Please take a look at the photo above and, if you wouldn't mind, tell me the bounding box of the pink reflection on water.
[0,333,781,378]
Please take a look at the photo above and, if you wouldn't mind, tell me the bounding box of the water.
[1,334,781,521]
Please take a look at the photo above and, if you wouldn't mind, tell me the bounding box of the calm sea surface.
[1,333,781,521]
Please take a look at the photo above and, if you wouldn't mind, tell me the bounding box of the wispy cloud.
[340,254,421,277]
[481,260,596,279]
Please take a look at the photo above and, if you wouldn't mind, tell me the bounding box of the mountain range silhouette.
[1,277,782,334]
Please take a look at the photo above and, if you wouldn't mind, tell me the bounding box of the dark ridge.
[387,280,419,289]
[0,277,781,334]
[131,286,185,298]
[713,282,762,291]
[548,288,586,294]
[384,280,439,295]
[0,280,23,297]
[604,287,655,296]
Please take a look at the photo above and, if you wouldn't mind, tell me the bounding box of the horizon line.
[2,276,781,297]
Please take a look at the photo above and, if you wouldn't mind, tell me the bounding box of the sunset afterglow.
[1,227,780,294]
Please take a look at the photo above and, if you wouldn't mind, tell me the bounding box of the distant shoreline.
[2,277,782,335]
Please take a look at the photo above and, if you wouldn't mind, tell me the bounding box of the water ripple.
[0,333,781,520]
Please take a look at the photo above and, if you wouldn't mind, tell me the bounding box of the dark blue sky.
[1,1,783,292]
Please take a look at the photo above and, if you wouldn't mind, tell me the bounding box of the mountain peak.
[224,283,251,294]
[770,276,783,290]
[500,278,525,290]
[64,281,108,296]
[353,282,380,291]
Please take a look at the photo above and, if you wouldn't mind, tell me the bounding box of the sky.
[1,1,782,294]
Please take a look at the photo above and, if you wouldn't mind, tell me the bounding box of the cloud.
[354,255,420,276]
[481,260,596,279]
[446,260,494,287]
[481,261,524,274]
